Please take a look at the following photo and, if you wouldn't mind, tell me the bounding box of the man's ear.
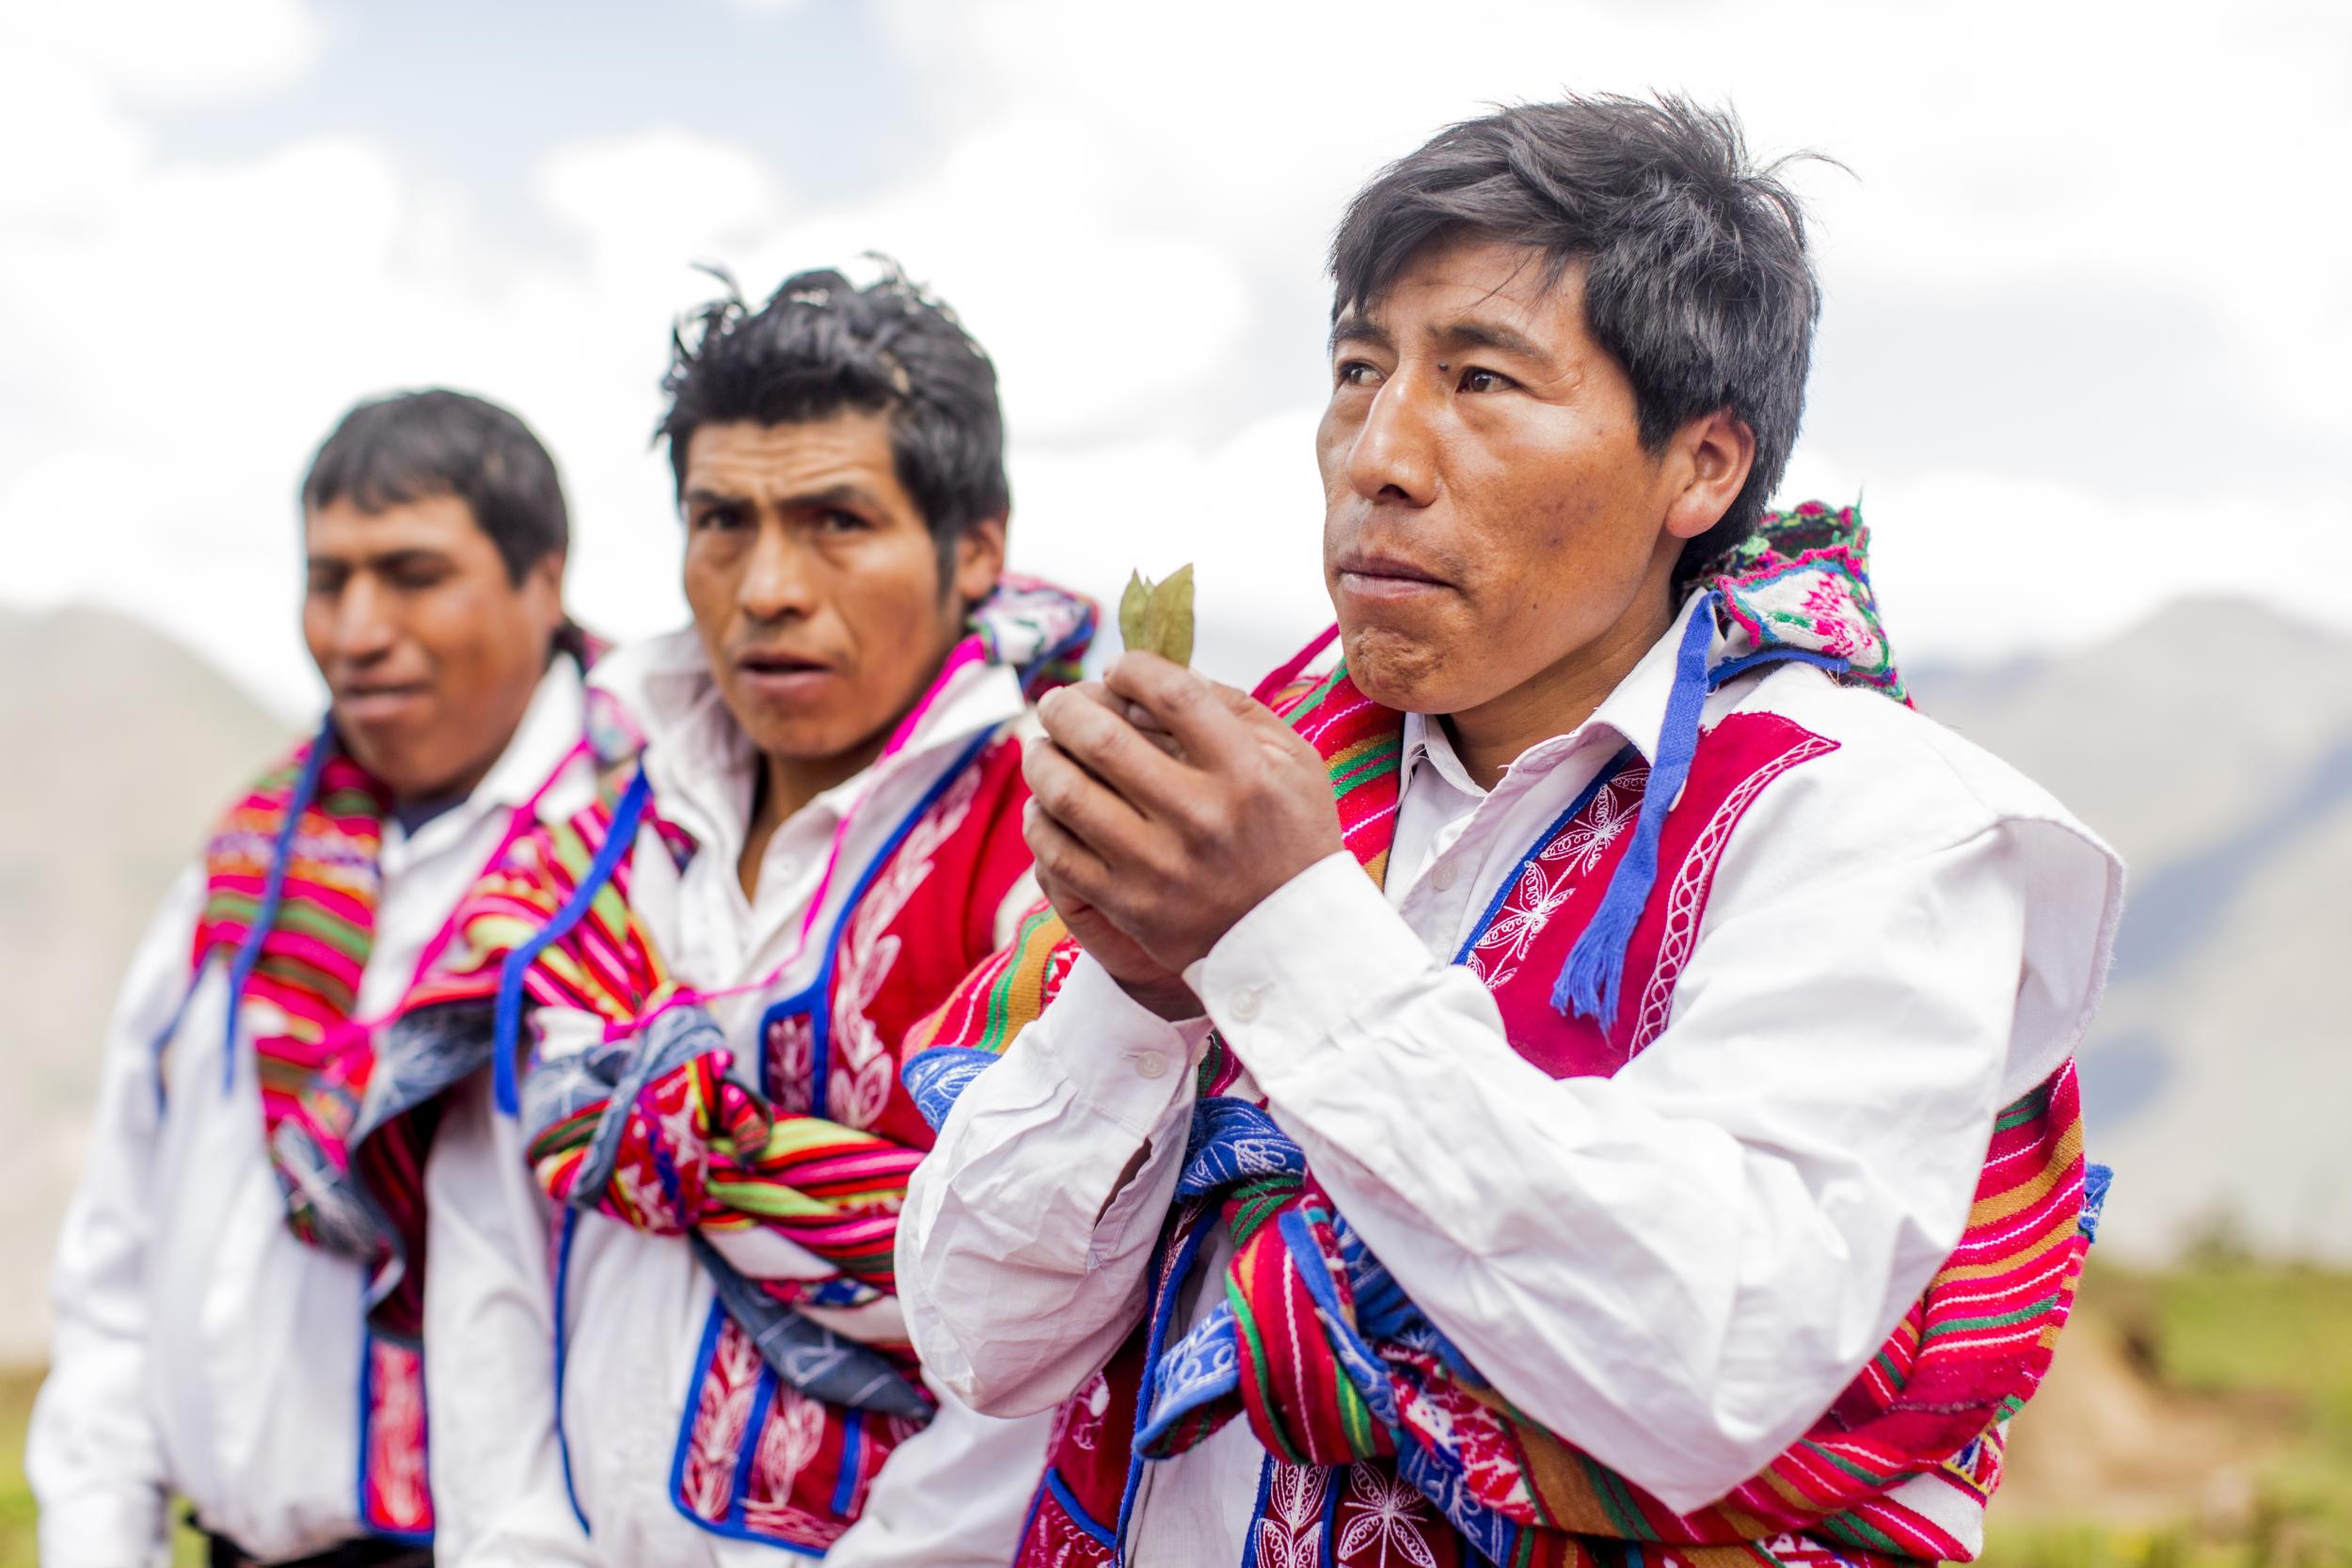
[525,549,568,630]
[1661,410,1757,543]
[950,515,1008,606]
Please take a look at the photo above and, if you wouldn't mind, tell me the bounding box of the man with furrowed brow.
[898,97,2122,1566]
[384,262,1088,1566]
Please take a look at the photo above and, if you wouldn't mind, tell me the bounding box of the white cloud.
[2,0,2346,717]
[536,128,787,288]
[0,0,320,103]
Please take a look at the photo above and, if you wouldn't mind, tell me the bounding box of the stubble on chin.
[1341,619,1454,715]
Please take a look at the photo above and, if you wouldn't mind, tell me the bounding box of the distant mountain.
[0,606,292,1360]
[1910,597,2352,1262]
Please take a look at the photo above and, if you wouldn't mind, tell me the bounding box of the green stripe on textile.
[1920,1294,2061,1340]
[1226,1277,1308,1465]
[1327,739,1402,796]
[1334,1370,1379,1456]
[1815,1505,1904,1555]
[1581,1452,1653,1538]
[984,905,1060,1053]
[1283,668,1348,731]
[1995,1087,2050,1130]
[1800,1437,1897,1490]
[267,898,373,960]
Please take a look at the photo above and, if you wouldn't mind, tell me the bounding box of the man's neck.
[1438,586,1683,793]
[736,736,887,901]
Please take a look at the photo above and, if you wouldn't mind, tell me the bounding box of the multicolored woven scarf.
[902,505,2107,1565]
[191,735,397,1251]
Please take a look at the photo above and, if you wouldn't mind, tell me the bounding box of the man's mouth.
[735,650,839,695]
[1335,548,1452,601]
[336,682,432,724]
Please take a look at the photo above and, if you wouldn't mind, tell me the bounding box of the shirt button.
[1432,860,1457,892]
[1229,984,1266,1022]
[1134,1051,1168,1080]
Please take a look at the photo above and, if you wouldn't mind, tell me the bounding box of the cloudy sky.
[3,0,2345,715]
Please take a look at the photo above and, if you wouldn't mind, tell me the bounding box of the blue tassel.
[493,765,651,1117]
[1553,598,1719,1028]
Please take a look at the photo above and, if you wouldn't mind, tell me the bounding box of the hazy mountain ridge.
[0,606,292,1361]
[1909,596,2352,1262]
[2,594,2341,1361]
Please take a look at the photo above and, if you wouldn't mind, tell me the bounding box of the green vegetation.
[4,1263,2347,1566]
[1980,1263,2352,1567]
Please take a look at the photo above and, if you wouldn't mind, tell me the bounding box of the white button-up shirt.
[30,660,588,1568]
[420,629,1054,1568]
[899,596,2124,1566]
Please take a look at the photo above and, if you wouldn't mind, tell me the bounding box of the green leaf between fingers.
[1145,563,1194,668]
[1119,564,1195,667]
[1119,570,1151,653]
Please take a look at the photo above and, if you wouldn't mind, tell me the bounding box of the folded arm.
[1191,824,2059,1514]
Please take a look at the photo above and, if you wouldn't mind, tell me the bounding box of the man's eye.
[1459,367,1513,393]
[390,565,449,592]
[692,506,745,531]
[818,509,871,535]
[1335,359,1381,388]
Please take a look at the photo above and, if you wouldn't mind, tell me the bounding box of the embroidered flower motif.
[1335,1464,1442,1568]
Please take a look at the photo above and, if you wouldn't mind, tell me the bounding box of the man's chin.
[1339,624,1468,715]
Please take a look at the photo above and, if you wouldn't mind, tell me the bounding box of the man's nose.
[329,575,398,663]
[739,522,820,622]
[1346,376,1440,508]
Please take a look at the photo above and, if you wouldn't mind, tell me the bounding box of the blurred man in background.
[396,263,1086,1565]
[31,389,593,1568]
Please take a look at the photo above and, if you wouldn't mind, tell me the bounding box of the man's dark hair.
[656,260,1009,572]
[301,388,570,584]
[1330,95,1820,578]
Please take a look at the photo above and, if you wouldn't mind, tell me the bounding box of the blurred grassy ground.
[4,1263,2346,1566]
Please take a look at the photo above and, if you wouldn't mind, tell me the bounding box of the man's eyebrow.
[1433,318,1551,363]
[681,483,890,513]
[1327,314,1393,356]
[784,483,889,514]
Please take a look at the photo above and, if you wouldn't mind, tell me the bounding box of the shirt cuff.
[1024,953,1213,1137]
[1185,850,1438,1095]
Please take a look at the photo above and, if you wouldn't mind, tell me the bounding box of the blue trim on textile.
[1116,1213,1217,1558]
[351,1326,434,1545]
[493,764,651,1116]
[726,1360,779,1527]
[1450,748,1633,967]
[659,1303,825,1551]
[1044,1469,1119,1550]
[830,1409,866,1517]
[755,730,996,1111]
[221,719,334,1094]
[552,1209,591,1534]
[1240,1452,1275,1568]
